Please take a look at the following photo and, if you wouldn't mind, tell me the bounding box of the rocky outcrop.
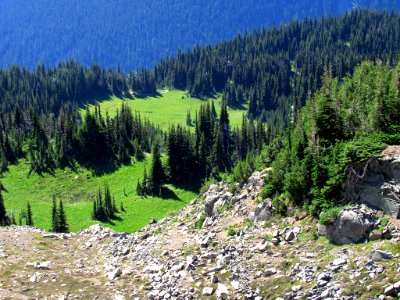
[253,199,273,221]
[203,170,267,218]
[344,155,400,218]
[319,205,376,245]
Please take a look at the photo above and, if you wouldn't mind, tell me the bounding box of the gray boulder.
[344,156,400,218]
[205,195,219,217]
[254,199,272,221]
[320,206,375,245]
[371,250,393,261]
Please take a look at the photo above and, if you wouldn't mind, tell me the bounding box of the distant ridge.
[0,0,398,71]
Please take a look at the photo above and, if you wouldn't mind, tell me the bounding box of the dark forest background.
[0,0,399,71]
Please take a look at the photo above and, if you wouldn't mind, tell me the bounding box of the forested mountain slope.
[0,0,399,71]
[154,11,400,132]
[0,11,400,178]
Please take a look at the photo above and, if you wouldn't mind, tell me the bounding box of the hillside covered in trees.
[154,10,400,132]
[0,11,400,179]
[0,0,399,71]
[1,11,400,232]
[262,61,400,216]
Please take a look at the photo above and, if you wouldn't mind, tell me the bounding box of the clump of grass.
[227,228,237,237]
[319,207,342,225]
[196,214,206,229]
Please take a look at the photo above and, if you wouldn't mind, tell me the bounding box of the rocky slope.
[0,166,400,299]
[345,146,400,218]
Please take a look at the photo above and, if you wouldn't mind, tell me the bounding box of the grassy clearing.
[1,157,197,233]
[81,90,247,130]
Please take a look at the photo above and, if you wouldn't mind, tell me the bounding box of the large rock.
[344,156,400,218]
[371,250,393,261]
[217,283,229,297]
[320,206,375,245]
[254,199,272,221]
[205,195,220,217]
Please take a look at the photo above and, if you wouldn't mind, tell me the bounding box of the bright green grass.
[2,158,196,233]
[81,90,247,130]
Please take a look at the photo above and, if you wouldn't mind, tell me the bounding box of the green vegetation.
[196,214,207,229]
[227,228,237,237]
[83,90,246,130]
[263,61,400,217]
[1,158,196,232]
[319,207,342,225]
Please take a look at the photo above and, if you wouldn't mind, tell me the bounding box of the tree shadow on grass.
[134,91,162,99]
[97,214,123,226]
[227,101,247,111]
[173,181,202,195]
[107,215,123,226]
[160,186,181,201]
[77,91,134,110]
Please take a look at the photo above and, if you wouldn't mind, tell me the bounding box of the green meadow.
[1,157,196,233]
[1,90,246,233]
[82,90,247,130]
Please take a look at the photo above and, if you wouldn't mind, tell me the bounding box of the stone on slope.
[284,230,296,242]
[217,283,229,297]
[107,268,122,280]
[34,261,52,270]
[344,156,400,218]
[254,199,272,221]
[371,250,393,261]
[320,206,375,245]
[202,287,214,296]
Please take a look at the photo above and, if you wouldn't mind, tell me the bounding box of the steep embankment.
[1,155,400,299]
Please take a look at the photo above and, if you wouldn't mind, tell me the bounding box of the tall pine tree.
[26,202,34,226]
[0,190,8,226]
[149,143,165,196]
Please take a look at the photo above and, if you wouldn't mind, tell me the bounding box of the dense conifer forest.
[154,11,400,132]
[0,0,399,71]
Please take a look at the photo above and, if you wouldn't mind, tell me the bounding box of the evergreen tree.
[186,110,193,126]
[92,185,117,222]
[0,190,8,226]
[58,200,69,233]
[26,202,34,226]
[136,179,144,197]
[210,123,225,173]
[149,143,165,196]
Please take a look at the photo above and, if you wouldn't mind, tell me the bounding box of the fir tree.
[26,202,34,226]
[0,190,7,226]
[149,143,165,196]
[58,200,69,233]
[92,185,117,222]
[136,179,144,197]
[186,110,193,126]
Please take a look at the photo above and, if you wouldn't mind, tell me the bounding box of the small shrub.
[319,207,342,225]
[378,217,389,232]
[272,195,288,216]
[196,214,206,229]
[200,178,216,194]
[229,182,239,194]
[227,228,237,237]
